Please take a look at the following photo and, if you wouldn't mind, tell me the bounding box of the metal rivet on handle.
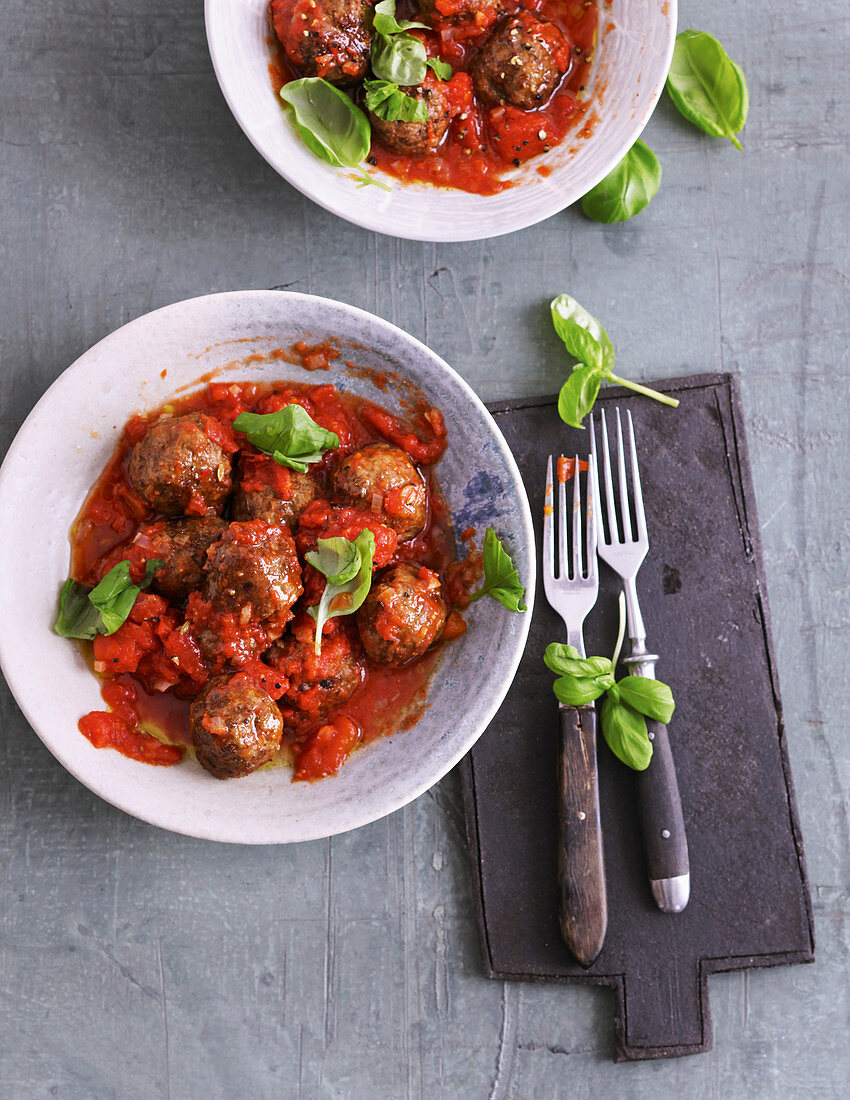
[661,829,671,839]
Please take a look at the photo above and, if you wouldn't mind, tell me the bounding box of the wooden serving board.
[461,374,814,1061]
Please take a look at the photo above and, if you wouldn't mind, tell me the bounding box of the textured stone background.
[1,1,848,1096]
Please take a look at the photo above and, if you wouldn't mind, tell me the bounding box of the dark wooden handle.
[636,719,690,886]
[557,704,608,968]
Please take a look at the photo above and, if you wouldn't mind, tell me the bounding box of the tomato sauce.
[67,366,460,781]
[267,0,598,195]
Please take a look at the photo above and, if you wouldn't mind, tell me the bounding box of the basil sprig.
[233,404,340,473]
[279,78,389,191]
[544,643,675,771]
[306,531,375,654]
[55,559,163,640]
[551,294,680,428]
[667,30,749,150]
[469,527,526,613]
[581,140,661,224]
[371,0,451,86]
[365,80,428,123]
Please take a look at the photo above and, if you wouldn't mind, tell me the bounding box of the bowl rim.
[0,290,536,842]
[204,0,678,242]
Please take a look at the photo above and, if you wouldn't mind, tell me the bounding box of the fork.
[543,453,608,967]
[590,408,690,914]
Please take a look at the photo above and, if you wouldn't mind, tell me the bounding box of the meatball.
[191,673,283,779]
[128,412,233,516]
[133,517,227,602]
[357,563,447,666]
[369,74,453,156]
[470,12,569,110]
[272,0,373,86]
[269,615,365,733]
[232,459,318,527]
[415,0,505,33]
[205,521,303,629]
[333,442,427,542]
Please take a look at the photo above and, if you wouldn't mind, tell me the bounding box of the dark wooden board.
[462,374,814,1062]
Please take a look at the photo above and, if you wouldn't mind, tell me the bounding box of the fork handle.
[558,704,608,968]
[635,719,690,913]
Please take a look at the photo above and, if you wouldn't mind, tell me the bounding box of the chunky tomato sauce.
[267,0,598,195]
[68,366,458,781]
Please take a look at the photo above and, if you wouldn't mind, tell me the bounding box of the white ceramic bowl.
[0,291,534,843]
[205,0,676,242]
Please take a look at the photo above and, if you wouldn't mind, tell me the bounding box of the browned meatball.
[357,563,447,666]
[232,459,318,527]
[470,12,570,110]
[269,615,365,733]
[128,412,233,516]
[191,673,283,779]
[205,521,303,630]
[333,442,427,542]
[272,0,374,86]
[415,0,505,32]
[133,517,227,601]
[369,75,453,156]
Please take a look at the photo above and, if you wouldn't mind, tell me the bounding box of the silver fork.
[590,408,690,914]
[543,453,607,967]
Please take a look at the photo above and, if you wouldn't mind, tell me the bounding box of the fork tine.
[558,457,567,579]
[571,455,582,579]
[600,408,619,543]
[544,454,555,578]
[586,452,598,578]
[614,407,633,541]
[626,409,647,541]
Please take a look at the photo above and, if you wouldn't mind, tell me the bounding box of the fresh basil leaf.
[280,78,371,168]
[371,31,428,85]
[373,0,429,36]
[469,527,526,612]
[427,57,452,80]
[56,559,163,640]
[553,676,610,707]
[544,643,613,680]
[550,294,615,373]
[600,693,653,770]
[616,675,675,724]
[557,363,602,429]
[55,579,104,640]
[364,80,428,123]
[308,530,375,654]
[580,139,661,223]
[666,30,749,150]
[306,536,361,586]
[233,404,339,473]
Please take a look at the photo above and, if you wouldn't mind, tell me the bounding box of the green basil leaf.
[550,294,615,373]
[426,57,452,80]
[306,536,361,586]
[616,676,675,724]
[666,30,749,150]
[233,404,339,473]
[544,643,613,680]
[371,31,428,85]
[280,78,371,168]
[469,527,526,612]
[56,558,164,640]
[55,579,104,640]
[557,363,602,429]
[308,530,375,654]
[373,0,429,35]
[600,694,653,771]
[364,80,428,123]
[580,139,661,223]
[553,676,609,707]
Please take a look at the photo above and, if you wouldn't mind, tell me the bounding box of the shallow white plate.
[205,0,676,241]
[0,291,534,843]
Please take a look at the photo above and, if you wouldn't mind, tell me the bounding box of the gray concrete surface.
[1,1,848,1096]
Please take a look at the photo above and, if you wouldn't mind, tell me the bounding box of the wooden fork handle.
[636,719,690,912]
[557,704,608,968]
